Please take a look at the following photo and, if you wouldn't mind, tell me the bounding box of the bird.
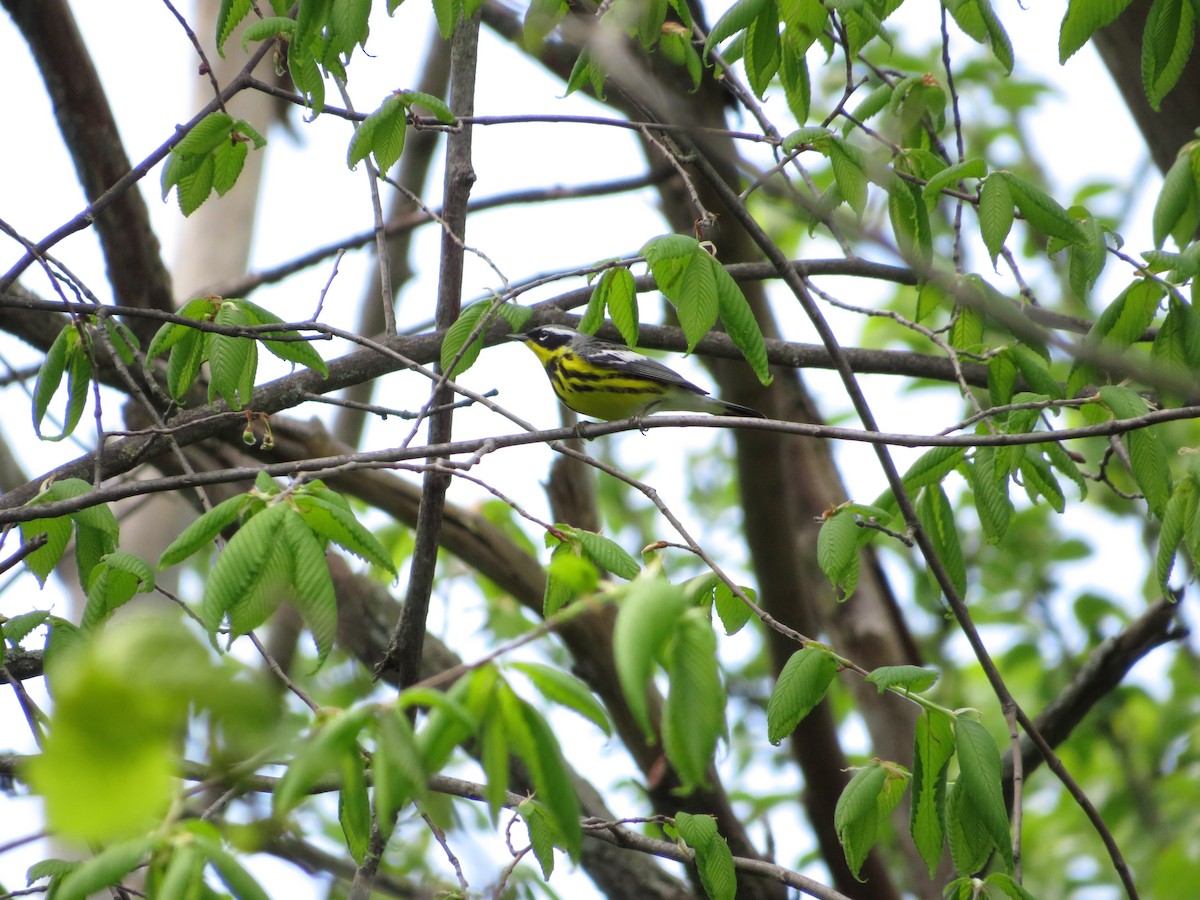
[509,324,765,421]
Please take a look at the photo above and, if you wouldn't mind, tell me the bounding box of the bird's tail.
[716,399,766,418]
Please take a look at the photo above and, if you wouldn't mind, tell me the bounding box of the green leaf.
[175,112,234,157]
[440,300,494,377]
[1003,172,1085,244]
[32,325,69,439]
[1020,446,1066,513]
[675,813,736,900]
[1009,343,1064,399]
[744,7,782,99]
[200,501,288,634]
[574,529,640,579]
[204,842,271,900]
[292,490,396,573]
[1157,476,1195,593]
[519,800,559,879]
[712,580,755,635]
[212,138,248,196]
[910,710,954,876]
[817,507,861,598]
[922,157,986,207]
[274,706,373,816]
[833,763,888,879]
[1099,385,1173,516]
[703,0,772,58]
[779,32,812,123]
[978,174,1014,263]
[158,493,251,569]
[2,609,51,645]
[337,750,370,864]
[1068,211,1108,300]
[523,0,567,50]
[372,704,427,829]
[542,541,599,616]
[209,302,257,409]
[176,152,216,216]
[54,837,156,900]
[766,645,838,744]
[82,552,155,629]
[584,267,637,341]
[279,508,338,668]
[21,515,73,587]
[713,262,772,385]
[916,483,967,598]
[240,16,296,50]
[1060,0,1133,61]
[479,704,509,824]
[967,447,1014,544]
[953,716,1012,868]
[216,0,254,55]
[1154,151,1197,248]
[1143,0,1195,110]
[613,576,690,737]
[1067,279,1164,395]
[662,608,724,792]
[509,661,612,736]
[828,138,868,220]
[499,686,582,860]
[865,665,939,694]
[888,174,933,267]
[239,298,329,375]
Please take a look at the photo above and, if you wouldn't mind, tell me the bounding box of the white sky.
[0,0,1169,896]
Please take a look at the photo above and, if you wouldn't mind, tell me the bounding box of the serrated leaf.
[274,706,372,816]
[954,716,1012,868]
[766,645,838,743]
[209,302,257,409]
[744,8,782,99]
[575,530,640,580]
[216,0,254,55]
[585,267,637,341]
[967,447,1014,544]
[1143,0,1194,110]
[54,837,155,900]
[865,665,939,694]
[1157,477,1194,593]
[478,705,509,824]
[978,174,1014,263]
[440,301,493,377]
[1068,212,1108,299]
[212,139,248,196]
[1009,343,1064,399]
[703,0,772,58]
[500,688,582,860]
[1060,0,1133,61]
[175,112,234,157]
[712,580,755,635]
[239,298,329,375]
[817,508,861,598]
[32,325,69,438]
[916,483,967,598]
[911,709,954,876]
[2,609,50,645]
[662,608,724,792]
[1020,446,1066,513]
[828,138,868,220]
[338,750,370,863]
[1004,172,1086,244]
[159,493,251,569]
[779,32,811,123]
[510,661,611,736]
[280,509,338,668]
[20,516,73,587]
[675,813,736,900]
[1099,385,1172,515]
[200,502,288,634]
[292,492,396,573]
[176,152,216,216]
[922,157,986,206]
[372,704,427,829]
[888,174,933,267]
[542,543,599,616]
[240,16,296,51]
[613,577,690,737]
[834,763,888,879]
[1154,151,1197,248]
[713,262,772,385]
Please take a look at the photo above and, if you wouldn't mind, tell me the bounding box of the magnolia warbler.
[510,325,764,420]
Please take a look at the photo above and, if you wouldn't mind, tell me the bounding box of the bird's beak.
[506,333,528,342]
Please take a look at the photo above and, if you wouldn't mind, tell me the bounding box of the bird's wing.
[586,344,709,395]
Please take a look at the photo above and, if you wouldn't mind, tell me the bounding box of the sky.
[0,0,1166,895]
